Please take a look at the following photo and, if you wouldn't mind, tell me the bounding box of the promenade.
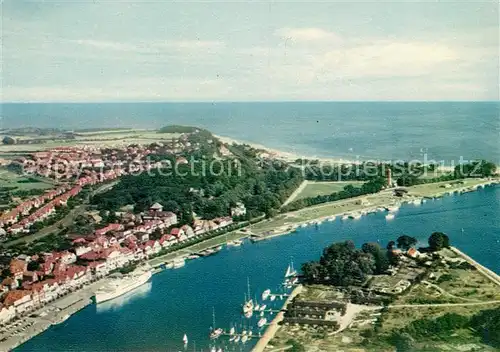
[0,280,106,351]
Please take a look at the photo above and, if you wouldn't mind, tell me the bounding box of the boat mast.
[246,277,251,301]
[212,306,216,328]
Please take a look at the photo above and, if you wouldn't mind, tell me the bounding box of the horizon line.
[1,100,499,104]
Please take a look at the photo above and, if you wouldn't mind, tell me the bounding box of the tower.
[386,168,392,187]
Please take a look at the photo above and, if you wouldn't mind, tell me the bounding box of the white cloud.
[72,39,225,53]
[275,27,342,43]
[314,41,459,80]
[72,39,137,51]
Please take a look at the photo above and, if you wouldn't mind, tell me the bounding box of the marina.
[11,184,500,352]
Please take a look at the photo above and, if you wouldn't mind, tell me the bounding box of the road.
[281,180,308,208]
[3,181,118,247]
[389,300,500,309]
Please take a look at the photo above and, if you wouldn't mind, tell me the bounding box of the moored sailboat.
[261,289,271,300]
[209,307,223,339]
[242,278,254,315]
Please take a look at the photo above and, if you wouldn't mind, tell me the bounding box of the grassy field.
[250,192,395,235]
[0,169,54,191]
[295,181,365,200]
[407,178,493,197]
[250,178,497,237]
[0,129,181,153]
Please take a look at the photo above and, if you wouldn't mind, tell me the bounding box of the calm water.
[16,185,500,352]
[1,102,499,163]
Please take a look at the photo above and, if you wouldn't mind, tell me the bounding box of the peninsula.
[257,235,500,352]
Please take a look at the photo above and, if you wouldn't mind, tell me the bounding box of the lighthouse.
[386,168,392,187]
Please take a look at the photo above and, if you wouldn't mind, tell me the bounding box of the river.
[15,185,500,352]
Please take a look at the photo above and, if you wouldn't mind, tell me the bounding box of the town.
[0,128,249,330]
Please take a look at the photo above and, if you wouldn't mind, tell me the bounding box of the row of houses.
[0,169,123,235]
[20,138,197,180]
[0,200,239,324]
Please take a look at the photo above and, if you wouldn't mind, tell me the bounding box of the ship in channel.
[94,265,153,304]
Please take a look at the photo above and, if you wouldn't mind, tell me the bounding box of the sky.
[2,1,499,102]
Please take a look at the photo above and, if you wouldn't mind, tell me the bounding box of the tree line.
[91,142,303,222]
[301,232,451,286]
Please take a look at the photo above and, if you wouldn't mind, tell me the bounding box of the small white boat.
[234,335,240,342]
[261,289,271,300]
[341,214,349,220]
[242,330,247,336]
[165,262,174,269]
[227,239,243,247]
[260,311,264,317]
[258,317,267,328]
[229,327,235,335]
[210,327,223,339]
[173,258,185,268]
[260,304,266,311]
[349,213,362,219]
[217,348,222,352]
[300,223,307,228]
[327,216,336,221]
[386,205,400,212]
[270,295,276,301]
[242,335,249,343]
[183,333,188,345]
[385,213,395,220]
[254,304,260,311]
[210,347,216,352]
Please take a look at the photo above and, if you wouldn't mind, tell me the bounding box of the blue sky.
[2,1,498,102]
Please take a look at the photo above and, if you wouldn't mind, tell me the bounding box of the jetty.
[252,285,304,352]
[451,246,500,286]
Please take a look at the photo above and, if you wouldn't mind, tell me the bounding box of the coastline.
[0,280,106,351]
[215,134,355,165]
[215,134,459,172]
[252,284,304,352]
[248,179,500,241]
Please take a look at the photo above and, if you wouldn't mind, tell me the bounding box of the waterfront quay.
[0,280,106,351]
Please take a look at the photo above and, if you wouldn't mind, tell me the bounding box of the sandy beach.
[215,134,352,165]
[215,134,460,172]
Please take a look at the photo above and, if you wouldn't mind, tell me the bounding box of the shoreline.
[252,284,304,352]
[3,181,498,351]
[249,179,499,241]
[0,280,106,351]
[215,134,462,171]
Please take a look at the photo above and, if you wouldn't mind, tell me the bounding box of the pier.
[252,285,304,352]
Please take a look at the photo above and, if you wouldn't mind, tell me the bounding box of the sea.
[14,184,500,352]
[1,102,499,163]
